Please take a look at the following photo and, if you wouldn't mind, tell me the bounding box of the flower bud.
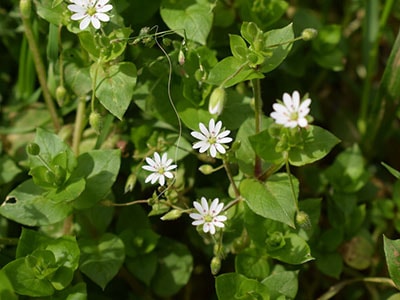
[208,87,226,116]
[89,111,102,134]
[301,28,318,41]
[55,85,67,106]
[124,174,137,193]
[160,209,182,221]
[210,256,221,275]
[296,211,311,229]
[178,49,185,65]
[26,143,41,156]
[198,164,215,175]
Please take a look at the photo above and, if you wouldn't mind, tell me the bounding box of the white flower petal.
[193,201,205,214]
[95,12,110,22]
[192,220,205,226]
[199,123,210,137]
[190,213,203,220]
[218,137,232,144]
[298,118,308,127]
[208,223,216,234]
[191,131,207,140]
[214,143,226,155]
[209,145,217,157]
[203,223,210,233]
[200,197,209,212]
[213,221,225,228]
[79,17,91,30]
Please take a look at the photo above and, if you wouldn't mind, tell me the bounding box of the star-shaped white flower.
[142,152,177,186]
[191,119,232,158]
[68,0,113,30]
[190,197,227,235]
[270,91,312,128]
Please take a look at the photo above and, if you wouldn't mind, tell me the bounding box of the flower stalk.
[20,0,61,132]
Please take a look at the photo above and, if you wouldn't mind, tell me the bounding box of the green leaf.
[267,233,314,265]
[383,236,400,289]
[216,273,270,300]
[151,237,193,297]
[261,267,298,299]
[64,63,91,96]
[30,128,76,172]
[35,0,66,25]
[94,62,137,120]
[0,155,21,185]
[288,125,340,166]
[235,117,270,175]
[0,269,17,300]
[207,56,264,88]
[3,257,55,297]
[259,23,294,73]
[79,233,125,290]
[314,251,343,279]
[51,282,87,300]
[125,252,158,286]
[1,180,73,226]
[240,173,298,227]
[72,149,120,209]
[382,162,400,179]
[324,144,370,193]
[229,34,249,60]
[160,0,213,45]
[235,248,270,280]
[119,229,160,257]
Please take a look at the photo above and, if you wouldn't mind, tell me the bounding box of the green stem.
[317,277,396,300]
[0,237,19,246]
[252,78,263,178]
[285,154,299,213]
[72,97,86,156]
[20,0,61,131]
[223,160,240,198]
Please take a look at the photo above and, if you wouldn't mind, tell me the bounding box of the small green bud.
[230,140,241,152]
[301,28,318,41]
[124,174,137,193]
[198,164,215,175]
[160,209,183,221]
[266,231,285,251]
[89,111,102,134]
[178,49,185,65]
[210,256,221,275]
[208,87,226,116]
[20,0,32,19]
[55,86,67,106]
[296,211,311,229]
[26,142,41,156]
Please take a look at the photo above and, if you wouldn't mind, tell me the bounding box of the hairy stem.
[317,277,396,300]
[72,96,86,156]
[20,0,61,131]
[252,78,263,177]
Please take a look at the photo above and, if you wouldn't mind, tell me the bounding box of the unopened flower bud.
[55,86,67,106]
[301,28,318,41]
[198,164,215,175]
[210,256,221,275]
[296,211,311,229]
[26,142,41,156]
[178,49,185,65]
[124,174,137,193]
[208,87,226,116]
[89,111,102,134]
[160,209,182,221]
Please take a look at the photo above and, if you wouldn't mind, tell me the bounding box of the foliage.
[1,0,400,299]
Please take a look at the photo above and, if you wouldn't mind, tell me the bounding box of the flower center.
[87,6,97,16]
[208,136,217,145]
[158,167,165,175]
[204,214,213,223]
[289,111,299,121]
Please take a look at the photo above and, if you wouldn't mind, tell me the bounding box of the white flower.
[68,0,113,30]
[270,91,312,128]
[142,152,177,186]
[190,197,227,235]
[191,119,232,158]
